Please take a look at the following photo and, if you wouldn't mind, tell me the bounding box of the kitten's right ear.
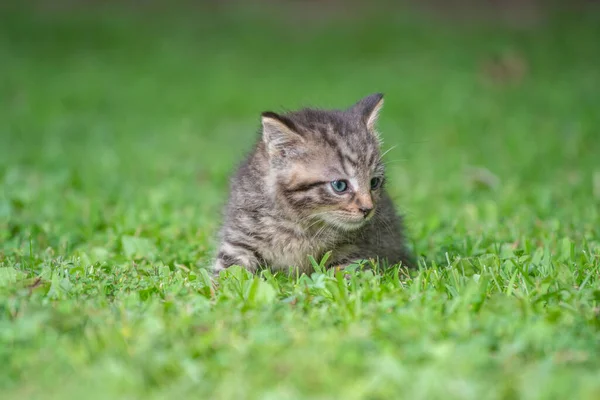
[350,93,384,132]
[261,112,304,157]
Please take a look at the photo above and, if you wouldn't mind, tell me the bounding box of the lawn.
[1,2,600,399]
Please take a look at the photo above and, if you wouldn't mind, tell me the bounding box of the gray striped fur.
[213,93,414,274]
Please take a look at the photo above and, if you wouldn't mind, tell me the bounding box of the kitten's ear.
[261,111,304,157]
[351,93,384,132]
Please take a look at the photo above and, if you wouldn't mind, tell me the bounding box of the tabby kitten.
[213,93,414,274]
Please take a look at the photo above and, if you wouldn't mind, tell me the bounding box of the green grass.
[1,3,600,399]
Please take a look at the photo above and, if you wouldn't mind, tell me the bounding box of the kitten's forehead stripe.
[341,158,355,177]
[321,126,340,149]
[328,167,344,177]
[344,153,360,168]
[336,149,351,176]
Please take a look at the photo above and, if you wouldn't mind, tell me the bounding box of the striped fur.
[213,93,414,274]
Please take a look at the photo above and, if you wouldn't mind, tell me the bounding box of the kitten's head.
[261,93,387,231]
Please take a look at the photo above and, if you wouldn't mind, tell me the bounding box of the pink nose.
[359,207,373,218]
[355,193,373,215]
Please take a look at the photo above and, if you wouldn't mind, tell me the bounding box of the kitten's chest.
[260,226,333,272]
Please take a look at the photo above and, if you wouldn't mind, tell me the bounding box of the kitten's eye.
[330,180,348,193]
[370,177,382,190]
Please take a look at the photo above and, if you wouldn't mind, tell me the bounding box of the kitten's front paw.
[211,258,259,277]
[211,259,227,277]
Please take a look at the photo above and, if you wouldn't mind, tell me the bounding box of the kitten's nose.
[359,207,373,218]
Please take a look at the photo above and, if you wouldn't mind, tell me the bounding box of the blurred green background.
[1,1,600,398]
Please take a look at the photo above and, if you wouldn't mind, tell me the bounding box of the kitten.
[213,93,414,275]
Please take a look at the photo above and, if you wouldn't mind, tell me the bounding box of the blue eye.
[331,180,348,193]
[370,177,381,190]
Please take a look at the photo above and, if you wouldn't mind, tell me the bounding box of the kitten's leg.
[212,240,261,275]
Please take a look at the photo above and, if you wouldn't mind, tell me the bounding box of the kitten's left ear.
[350,93,384,132]
[261,111,304,158]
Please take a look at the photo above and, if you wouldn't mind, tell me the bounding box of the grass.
[1,3,600,399]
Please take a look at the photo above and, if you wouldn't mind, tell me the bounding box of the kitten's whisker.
[381,159,409,167]
[298,212,332,230]
[380,145,398,159]
[311,224,330,244]
[375,214,396,238]
[305,219,325,231]
[298,211,331,221]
